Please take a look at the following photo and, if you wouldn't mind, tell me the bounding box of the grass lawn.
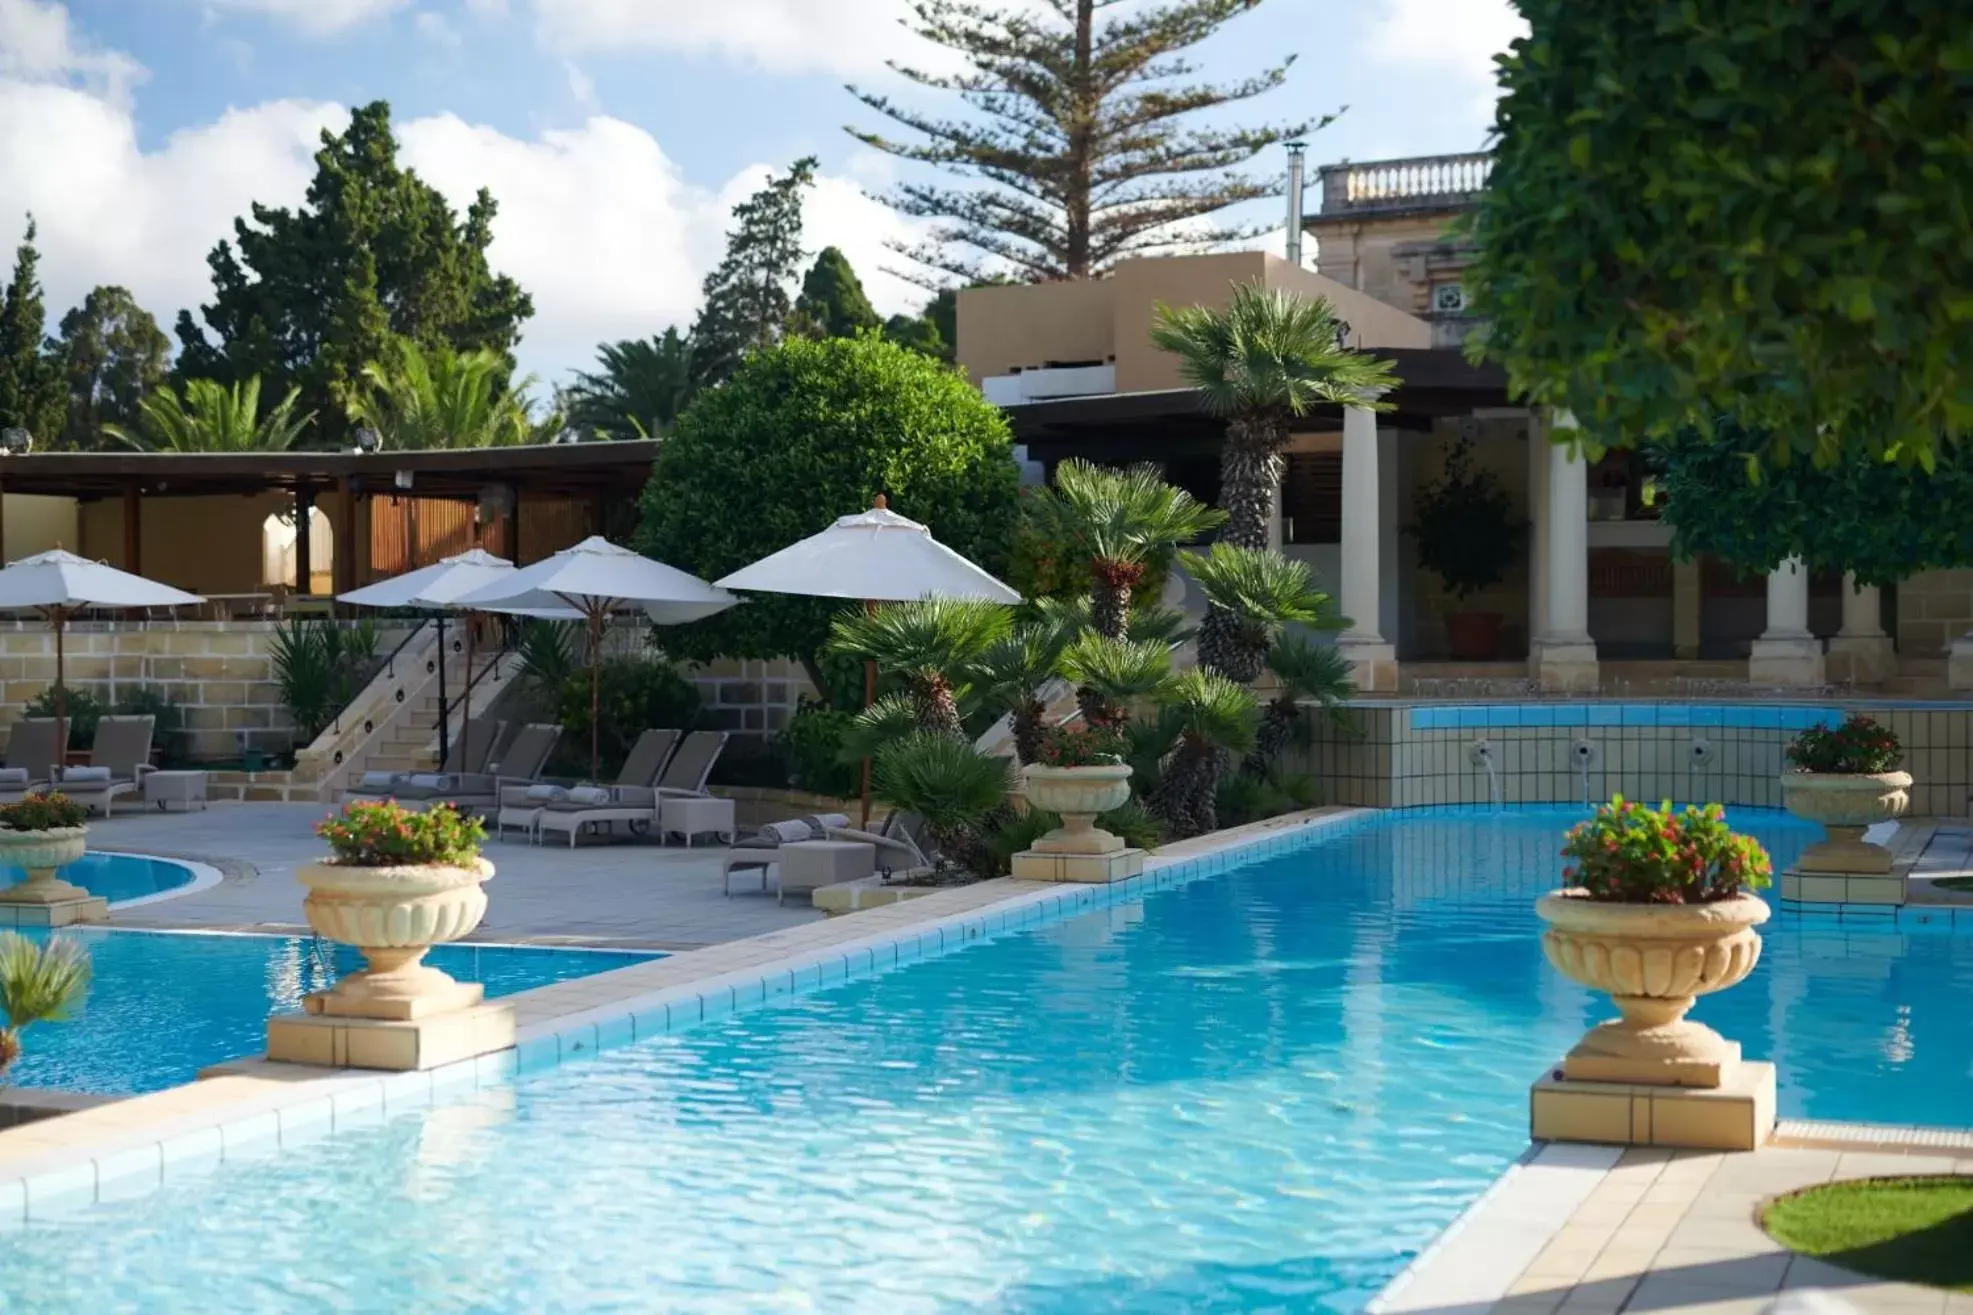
[1763,1176,1973,1291]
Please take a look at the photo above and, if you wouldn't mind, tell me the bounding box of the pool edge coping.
[0,804,1377,1224]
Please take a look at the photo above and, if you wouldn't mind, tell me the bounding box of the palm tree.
[1150,282,1399,551]
[828,599,1012,736]
[564,330,694,440]
[1246,632,1357,775]
[1033,460,1225,638]
[348,341,540,449]
[1181,544,1347,682]
[0,932,90,1077]
[103,376,313,451]
[872,732,1015,873]
[969,623,1073,763]
[1151,668,1259,838]
[1059,633,1171,731]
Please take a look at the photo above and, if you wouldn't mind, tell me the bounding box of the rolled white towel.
[61,765,112,783]
[1763,1295,1865,1315]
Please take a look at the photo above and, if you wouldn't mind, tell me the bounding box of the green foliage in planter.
[0,932,90,1076]
[638,334,1020,675]
[1561,798,1770,904]
[779,699,861,798]
[1656,423,1973,586]
[554,657,700,780]
[316,799,484,867]
[0,792,88,831]
[1786,715,1903,775]
[1029,724,1125,768]
[1407,437,1524,601]
[23,687,104,749]
[1464,1,1973,467]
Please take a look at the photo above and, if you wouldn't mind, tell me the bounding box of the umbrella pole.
[588,608,604,780]
[860,598,876,828]
[436,611,449,770]
[53,607,67,769]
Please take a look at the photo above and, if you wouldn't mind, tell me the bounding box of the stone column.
[1748,558,1826,687]
[1672,559,1703,659]
[1531,412,1598,692]
[1527,428,1550,649]
[1826,573,1895,686]
[1337,402,1396,692]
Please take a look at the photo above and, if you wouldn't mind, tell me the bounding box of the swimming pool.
[0,851,199,906]
[4,931,652,1094]
[4,807,1968,1312]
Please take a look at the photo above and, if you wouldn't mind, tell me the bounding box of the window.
[1431,283,1467,314]
[1281,452,1342,544]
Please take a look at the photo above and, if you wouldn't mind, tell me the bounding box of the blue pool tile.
[1622,704,1660,726]
[730,978,766,1009]
[378,1068,435,1113]
[218,1112,280,1161]
[0,1178,22,1228]
[158,1127,224,1177]
[1519,705,1556,727]
[792,962,822,992]
[275,1097,334,1147]
[630,1002,672,1039]
[23,1164,95,1217]
[1657,706,1690,727]
[1486,705,1518,728]
[1408,707,1446,731]
[1586,705,1622,726]
[1690,706,1725,726]
[817,956,847,987]
[595,1015,633,1051]
[557,1022,600,1059]
[514,1034,560,1073]
[95,1145,163,1202]
[331,1085,385,1132]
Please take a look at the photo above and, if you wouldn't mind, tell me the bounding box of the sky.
[0,0,1525,389]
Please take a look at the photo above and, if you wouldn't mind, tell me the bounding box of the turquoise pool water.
[6,807,1969,1312]
[0,851,195,905]
[4,931,652,1094]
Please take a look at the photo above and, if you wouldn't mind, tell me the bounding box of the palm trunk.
[1219,416,1288,551]
[1012,699,1045,764]
[1197,608,1267,684]
[1243,698,1299,776]
[1090,559,1140,640]
[916,674,963,738]
[1154,740,1222,839]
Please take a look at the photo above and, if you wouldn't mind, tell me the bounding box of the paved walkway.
[87,803,821,949]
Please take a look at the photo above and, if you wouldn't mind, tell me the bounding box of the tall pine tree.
[175,102,532,447]
[849,0,1320,283]
[55,285,170,449]
[792,247,882,340]
[689,157,817,388]
[0,217,65,445]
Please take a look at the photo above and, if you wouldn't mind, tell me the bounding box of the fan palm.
[968,623,1073,763]
[1033,460,1225,638]
[1059,633,1172,731]
[103,376,313,452]
[1151,668,1259,838]
[0,932,91,1076]
[1181,544,1348,682]
[1246,632,1357,774]
[348,341,539,450]
[1150,282,1399,550]
[828,599,1012,737]
[563,330,694,440]
[871,732,1016,871]
[836,693,923,765]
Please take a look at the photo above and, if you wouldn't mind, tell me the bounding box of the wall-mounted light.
[354,427,382,454]
[393,470,414,490]
[0,427,32,455]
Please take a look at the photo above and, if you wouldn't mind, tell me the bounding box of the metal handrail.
[331,618,429,738]
[438,627,519,734]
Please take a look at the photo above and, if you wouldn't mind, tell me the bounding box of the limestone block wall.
[689,657,815,738]
[1894,570,1973,657]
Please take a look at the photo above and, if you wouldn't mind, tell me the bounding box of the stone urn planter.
[1780,771,1911,874]
[1537,891,1769,1088]
[297,856,494,1020]
[1024,764,1134,854]
[0,825,90,905]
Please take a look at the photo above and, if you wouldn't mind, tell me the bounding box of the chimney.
[1284,140,1307,267]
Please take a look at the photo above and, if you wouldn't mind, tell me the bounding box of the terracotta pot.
[1536,890,1769,1088]
[0,826,90,905]
[296,856,493,1019]
[1445,610,1503,661]
[1779,770,1912,875]
[1022,764,1134,855]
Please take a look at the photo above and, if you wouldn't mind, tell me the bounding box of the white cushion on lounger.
[525,783,570,803]
[567,785,612,806]
[0,768,28,786]
[358,771,398,790]
[804,813,851,834]
[745,820,816,848]
[61,766,111,782]
[407,774,452,791]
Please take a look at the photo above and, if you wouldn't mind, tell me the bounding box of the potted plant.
[0,793,91,907]
[1537,798,1772,1088]
[0,931,90,1076]
[1407,436,1526,660]
[1022,724,1135,854]
[1779,715,1911,874]
[302,801,493,1019]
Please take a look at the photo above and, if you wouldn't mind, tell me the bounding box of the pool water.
[0,851,195,905]
[4,931,652,1094]
[6,808,1971,1313]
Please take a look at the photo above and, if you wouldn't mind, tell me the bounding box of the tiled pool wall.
[1289,702,1973,816]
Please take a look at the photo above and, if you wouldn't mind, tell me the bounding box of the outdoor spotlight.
[0,427,31,455]
[393,469,415,490]
[354,426,382,453]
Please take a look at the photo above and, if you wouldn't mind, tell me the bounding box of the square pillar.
[1748,558,1826,687]
[1527,426,1550,646]
[1672,559,1703,659]
[1827,572,1895,686]
[1336,402,1396,692]
[1530,412,1598,692]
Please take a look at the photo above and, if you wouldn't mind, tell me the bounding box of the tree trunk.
[1219,416,1288,551]
[916,674,964,738]
[1154,742,1221,839]
[1063,0,1095,279]
[1197,608,1267,684]
[1243,699,1298,776]
[1012,699,1045,764]
[1089,558,1140,639]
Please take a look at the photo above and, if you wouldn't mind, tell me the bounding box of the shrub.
[1030,723,1125,768]
[779,700,860,799]
[871,732,1014,868]
[23,687,105,749]
[555,657,701,779]
[112,686,188,768]
[1407,436,1525,602]
[316,800,484,867]
[1561,798,1771,904]
[0,932,91,1076]
[0,793,88,832]
[270,619,381,745]
[1786,715,1903,775]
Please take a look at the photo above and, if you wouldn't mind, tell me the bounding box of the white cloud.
[196,0,409,38]
[0,6,928,386]
[413,10,461,46]
[563,59,596,110]
[528,0,934,74]
[0,0,144,103]
[1364,0,1525,132]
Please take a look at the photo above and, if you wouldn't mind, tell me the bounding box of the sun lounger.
[56,715,155,817]
[346,718,505,801]
[0,718,62,804]
[721,813,851,896]
[503,728,680,845]
[395,723,563,817]
[823,810,934,879]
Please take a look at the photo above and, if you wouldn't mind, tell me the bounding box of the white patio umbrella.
[338,548,580,769]
[0,549,204,755]
[715,496,1021,822]
[456,536,737,777]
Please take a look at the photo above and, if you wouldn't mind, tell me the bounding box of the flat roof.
[0,440,663,499]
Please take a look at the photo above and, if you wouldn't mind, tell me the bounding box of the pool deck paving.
[85,801,821,949]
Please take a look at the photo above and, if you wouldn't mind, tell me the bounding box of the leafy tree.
[53,285,170,449]
[1030,458,1224,638]
[175,102,532,448]
[968,622,1074,762]
[347,340,540,449]
[564,329,693,440]
[1246,631,1354,774]
[849,0,1318,282]
[639,333,1020,684]
[689,157,817,388]
[0,217,64,445]
[0,932,91,1077]
[1465,2,1973,467]
[1149,667,1258,837]
[829,598,1012,736]
[1180,543,1343,682]
[792,247,881,340]
[104,376,313,452]
[1059,632,1170,732]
